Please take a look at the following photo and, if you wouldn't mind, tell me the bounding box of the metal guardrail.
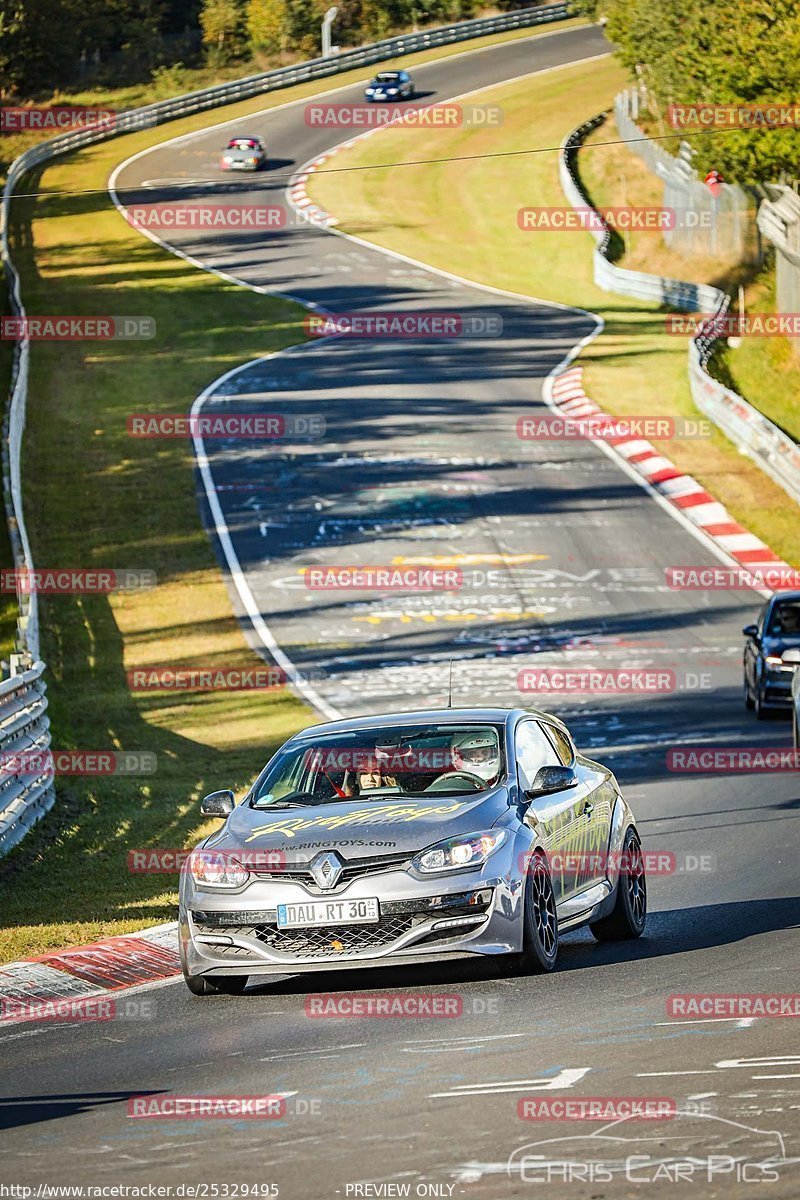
[0,661,54,855]
[0,3,572,853]
[559,115,723,311]
[559,114,800,507]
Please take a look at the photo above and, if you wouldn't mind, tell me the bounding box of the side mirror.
[742,624,759,640]
[782,648,800,664]
[200,789,235,818]
[527,765,578,798]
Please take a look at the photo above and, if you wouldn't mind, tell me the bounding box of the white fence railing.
[0,661,54,855]
[559,114,800,507]
[614,89,756,262]
[0,3,572,853]
[758,186,800,356]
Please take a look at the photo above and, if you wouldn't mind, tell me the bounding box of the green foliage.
[200,0,247,61]
[603,0,800,181]
[246,0,286,53]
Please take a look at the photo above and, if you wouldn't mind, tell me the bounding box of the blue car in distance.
[365,70,415,101]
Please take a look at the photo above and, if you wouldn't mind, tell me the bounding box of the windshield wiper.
[253,791,320,809]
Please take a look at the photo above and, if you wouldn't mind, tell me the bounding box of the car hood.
[225,148,259,161]
[205,789,509,862]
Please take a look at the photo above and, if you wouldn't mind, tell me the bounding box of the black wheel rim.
[531,860,558,958]
[626,836,646,925]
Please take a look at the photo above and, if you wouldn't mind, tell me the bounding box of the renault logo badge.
[310,850,344,890]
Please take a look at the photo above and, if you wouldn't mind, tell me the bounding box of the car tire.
[590,828,646,942]
[183,971,249,996]
[514,851,559,973]
[754,684,768,720]
[744,676,754,709]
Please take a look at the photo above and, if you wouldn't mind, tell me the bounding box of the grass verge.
[309,56,800,565]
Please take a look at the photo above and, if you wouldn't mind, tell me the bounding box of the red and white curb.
[0,923,179,1023]
[289,152,345,227]
[551,368,792,574]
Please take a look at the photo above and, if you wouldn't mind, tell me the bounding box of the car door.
[744,602,768,694]
[514,718,586,902]
[544,722,614,892]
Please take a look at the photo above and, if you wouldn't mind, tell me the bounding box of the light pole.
[322,7,338,58]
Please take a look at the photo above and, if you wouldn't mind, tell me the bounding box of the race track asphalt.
[1,24,797,1198]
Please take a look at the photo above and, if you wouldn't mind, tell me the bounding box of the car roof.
[287,706,568,740]
[768,590,800,603]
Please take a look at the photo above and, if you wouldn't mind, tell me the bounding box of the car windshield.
[375,74,400,82]
[251,723,504,808]
[228,138,258,149]
[767,600,800,637]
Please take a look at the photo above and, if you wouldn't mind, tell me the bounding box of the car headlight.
[222,156,233,163]
[189,849,248,888]
[247,157,258,164]
[411,830,507,874]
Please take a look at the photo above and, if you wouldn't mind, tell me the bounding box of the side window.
[544,724,574,766]
[515,721,560,791]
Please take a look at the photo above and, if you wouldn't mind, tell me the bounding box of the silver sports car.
[219,135,266,171]
[179,707,646,994]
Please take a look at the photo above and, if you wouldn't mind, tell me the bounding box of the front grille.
[257,913,419,957]
[250,851,411,892]
[194,914,421,958]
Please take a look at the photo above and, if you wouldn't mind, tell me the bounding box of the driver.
[449,729,501,786]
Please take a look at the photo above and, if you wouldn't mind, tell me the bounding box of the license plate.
[276,898,380,928]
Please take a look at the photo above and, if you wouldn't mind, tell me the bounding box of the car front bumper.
[180,864,523,978]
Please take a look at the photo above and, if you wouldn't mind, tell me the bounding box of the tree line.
[0,0,532,98]
[578,0,800,181]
